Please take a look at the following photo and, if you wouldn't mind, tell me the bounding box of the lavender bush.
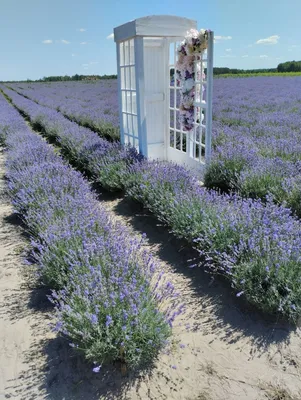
[0,93,177,368]
[6,81,120,141]
[205,76,301,215]
[2,87,140,191]
[124,160,301,319]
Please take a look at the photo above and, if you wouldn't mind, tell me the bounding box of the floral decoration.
[176,29,210,131]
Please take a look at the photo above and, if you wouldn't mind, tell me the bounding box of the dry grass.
[187,392,212,400]
[261,382,300,400]
[202,361,218,376]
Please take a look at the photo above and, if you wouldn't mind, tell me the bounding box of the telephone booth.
[114,15,214,174]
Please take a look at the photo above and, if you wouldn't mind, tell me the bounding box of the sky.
[0,0,300,81]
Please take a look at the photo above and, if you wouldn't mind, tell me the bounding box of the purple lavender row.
[3,86,301,320]
[1,86,141,191]
[0,92,178,369]
[205,76,301,215]
[7,80,120,141]
[124,160,301,319]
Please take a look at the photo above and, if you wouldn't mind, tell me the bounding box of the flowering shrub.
[0,93,177,369]
[124,160,301,319]
[2,87,140,191]
[6,81,120,141]
[205,76,301,215]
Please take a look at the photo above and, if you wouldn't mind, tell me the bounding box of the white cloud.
[80,42,87,45]
[72,54,76,57]
[242,55,249,58]
[256,35,279,45]
[215,35,232,41]
[107,33,114,40]
[288,45,298,51]
[82,63,89,67]
[259,54,268,58]
[42,39,53,44]
[89,61,99,65]
[225,48,232,52]
[247,44,253,48]
[61,39,70,44]
[78,28,86,32]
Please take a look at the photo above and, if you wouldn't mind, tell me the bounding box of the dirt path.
[1,144,301,400]
[0,148,52,400]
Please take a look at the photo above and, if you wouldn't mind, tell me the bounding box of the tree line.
[2,60,301,83]
[277,61,301,72]
[169,61,301,76]
[1,74,117,83]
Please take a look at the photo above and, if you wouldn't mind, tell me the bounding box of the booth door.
[167,40,209,178]
[143,38,167,160]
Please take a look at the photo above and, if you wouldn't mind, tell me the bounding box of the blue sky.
[1,0,300,81]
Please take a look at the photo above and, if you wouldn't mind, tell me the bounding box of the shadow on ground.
[6,335,147,400]
[1,205,152,400]
[96,193,297,352]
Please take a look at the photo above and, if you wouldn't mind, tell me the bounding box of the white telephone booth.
[114,15,214,174]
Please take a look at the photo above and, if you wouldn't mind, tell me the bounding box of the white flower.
[183,78,194,91]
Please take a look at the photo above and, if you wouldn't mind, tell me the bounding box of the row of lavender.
[8,80,120,141]
[3,86,301,320]
[9,77,301,216]
[0,92,176,369]
[0,85,140,192]
[206,77,301,215]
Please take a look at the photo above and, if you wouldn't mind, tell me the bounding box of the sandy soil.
[1,145,301,400]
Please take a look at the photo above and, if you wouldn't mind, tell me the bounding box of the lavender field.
[2,76,301,319]
[2,76,301,398]
[8,76,301,214]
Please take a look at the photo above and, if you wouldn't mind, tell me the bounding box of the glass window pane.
[128,135,133,146]
[132,92,137,115]
[130,67,136,90]
[176,110,181,130]
[126,67,130,90]
[176,89,181,108]
[124,40,129,65]
[202,108,206,125]
[122,91,126,112]
[126,91,131,114]
[128,115,133,134]
[182,133,187,153]
[123,113,128,133]
[169,109,174,129]
[129,39,135,64]
[132,116,138,136]
[121,68,125,90]
[119,42,124,66]
[170,130,175,148]
[176,132,181,150]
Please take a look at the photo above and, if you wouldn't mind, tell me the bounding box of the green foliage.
[277,60,301,73]
[204,158,245,192]
[216,72,301,78]
[1,74,118,83]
